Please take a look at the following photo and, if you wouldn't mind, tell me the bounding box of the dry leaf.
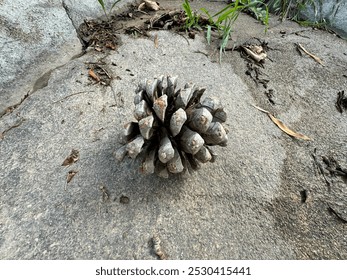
[62,149,80,166]
[242,46,267,62]
[105,42,116,50]
[296,43,324,66]
[138,0,160,11]
[67,170,78,183]
[154,34,158,48]
[252,104,311,141]
[88,68,100,82]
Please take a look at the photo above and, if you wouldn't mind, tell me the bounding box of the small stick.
[53,91,93,103]
[296,43,325,66]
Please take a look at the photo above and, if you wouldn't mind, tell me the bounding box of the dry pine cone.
[115,75,228,178]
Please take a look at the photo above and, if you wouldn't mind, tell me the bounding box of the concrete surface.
[0,0,134,115]
[0,0,346,259]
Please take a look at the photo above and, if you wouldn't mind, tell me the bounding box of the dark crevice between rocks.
[62,0,88,50]
[0,69,53,119]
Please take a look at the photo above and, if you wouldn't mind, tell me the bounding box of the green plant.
[97,0,122,20]
[265,0,315,21]
[182,0,201,30]
[202,0,269,61]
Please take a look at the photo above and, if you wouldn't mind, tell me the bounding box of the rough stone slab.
[0,0,136,116]
[0,30,294,259]
[0,0,82,115]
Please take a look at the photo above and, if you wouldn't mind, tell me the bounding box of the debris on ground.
[79,19,122,51]
[66,170,78,183]
[245,63,269,88]
[252,104,311,140]
[322,155,347,178]
[328,205,347,224]
[152,234,167,260]
[295,43,325,66]
[241,45,267,63]
[86,63,112,86]
[138,0,160,12]
[62,149,80,166]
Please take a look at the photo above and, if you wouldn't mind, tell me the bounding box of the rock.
[0,0,135,116]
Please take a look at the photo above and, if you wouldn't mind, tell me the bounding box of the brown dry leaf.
[105,42,116,50]
[67,170,78,183]
[154,34,159,48]
[296,43,324,66]
[62,149,80,166]
[88,68,100,82]
[252,104,311,141]
[242,46,267,62]
[138,0,160,11]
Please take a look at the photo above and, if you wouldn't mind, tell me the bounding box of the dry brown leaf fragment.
[99,185,110,202]
[242,46,267,62]
[138,0,160,11]
[152,234,167,260]
[296,43,325,66]
[252,104,311,141]
[62,149,80,166]
[105,42,116,50]
[67,170,78,183]
[88,68,100,82]
[154,34,159,48]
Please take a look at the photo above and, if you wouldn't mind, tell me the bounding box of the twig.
[193,50,209,57]
[311,149,330,189]
[328,204,347,224]
[53,91,94,103]
[296,43,325,66]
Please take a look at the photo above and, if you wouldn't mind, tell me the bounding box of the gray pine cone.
[115,75,228,178]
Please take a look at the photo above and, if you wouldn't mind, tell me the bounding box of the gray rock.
[300,0,347,38]
[63,0,135,28]
[0,0,134,116]
[0,0,82,115]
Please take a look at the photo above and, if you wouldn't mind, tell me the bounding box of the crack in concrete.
[0,118,26,140]
[62,0,86,48]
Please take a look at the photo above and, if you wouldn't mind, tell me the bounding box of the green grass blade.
[110,0,122,13]
[97,0,106,13]
[183,0,193,19]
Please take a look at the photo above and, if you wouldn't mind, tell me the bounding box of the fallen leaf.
[138,0,160,11]
[296,43,325,66]
[62,149,80,166]
[67,170,78,183]
[105,42,116,50]
[154,34,158,48]
[88,68,100,82]
[252,104,311,141]
[241,46,267,62]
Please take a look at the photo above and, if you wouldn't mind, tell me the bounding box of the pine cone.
[115,75,228,178]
